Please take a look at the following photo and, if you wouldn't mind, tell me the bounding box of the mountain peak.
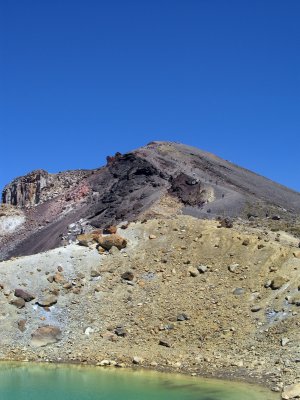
[1,142,300,260]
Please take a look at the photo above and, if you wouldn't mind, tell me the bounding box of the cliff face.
[2,169,91,208]
[2,170,49,208]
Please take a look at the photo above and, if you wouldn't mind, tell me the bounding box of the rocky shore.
[0,216,299,398]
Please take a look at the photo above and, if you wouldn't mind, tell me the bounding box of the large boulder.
[219,217,233,228]
[77,231,102,246]
[282,383,300,399]
[14,288,35,302]
[290,294,300,306]
[121,271,134,281]
[36,295,58,307]
[18,319,26,332]
[103,225,117,234]
[97,234,127,250]
[31,325,62,347]
[270,276,288,290]
[10,297,25,309]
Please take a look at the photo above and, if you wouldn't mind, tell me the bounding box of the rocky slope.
[1,141,300,261]
[0,216,299,398]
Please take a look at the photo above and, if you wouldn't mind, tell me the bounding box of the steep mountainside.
[1,141,300,261]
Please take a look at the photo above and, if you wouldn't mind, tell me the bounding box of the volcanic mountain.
[1,141,300,260]
[1,141,300,397]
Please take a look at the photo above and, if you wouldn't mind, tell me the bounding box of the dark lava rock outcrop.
[1,141,300,260]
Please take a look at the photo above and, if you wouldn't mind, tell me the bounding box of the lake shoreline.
[0,355,280,396]
[0,359,280,400]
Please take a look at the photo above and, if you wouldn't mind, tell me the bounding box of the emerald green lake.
[0,363,279,400]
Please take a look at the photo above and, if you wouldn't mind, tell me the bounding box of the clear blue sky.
[1,0,299,192]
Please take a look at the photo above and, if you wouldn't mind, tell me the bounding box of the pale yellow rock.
[282,383,300,399]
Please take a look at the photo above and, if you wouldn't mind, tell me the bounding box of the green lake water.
[0,363,279,400]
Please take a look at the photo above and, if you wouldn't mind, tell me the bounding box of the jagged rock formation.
[1,141,300,261]
[2,170,49,208]
[2,169,90,208]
